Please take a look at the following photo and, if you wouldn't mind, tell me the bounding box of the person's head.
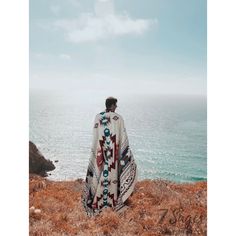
[105,97,117,112]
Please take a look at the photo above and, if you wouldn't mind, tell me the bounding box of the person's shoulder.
[112,112,124,121]
[95,111,106,117]
[94,112,102,121]
[99,111,106,115]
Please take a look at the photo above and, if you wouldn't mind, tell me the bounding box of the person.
[82,97,138,216]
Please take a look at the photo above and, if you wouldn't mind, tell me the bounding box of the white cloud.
[59,54,71,60]
[42,0,157,43]
[53,13,157,43]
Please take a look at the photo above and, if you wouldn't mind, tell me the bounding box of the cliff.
[29,174,207,235]
[29,141,55,177]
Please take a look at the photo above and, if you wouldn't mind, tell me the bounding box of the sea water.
[30,89,207,183]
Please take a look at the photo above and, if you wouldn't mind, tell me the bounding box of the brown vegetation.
[29,174,207,236]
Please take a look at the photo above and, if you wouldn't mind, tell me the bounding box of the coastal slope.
[29,174,207,235]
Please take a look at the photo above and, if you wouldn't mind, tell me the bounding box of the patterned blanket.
[82,111,138,216]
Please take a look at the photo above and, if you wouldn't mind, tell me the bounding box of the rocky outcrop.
[29,141,55,177]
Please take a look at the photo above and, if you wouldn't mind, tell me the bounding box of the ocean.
[30,89,207,183]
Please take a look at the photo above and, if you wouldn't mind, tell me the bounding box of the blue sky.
[30,0,206,96]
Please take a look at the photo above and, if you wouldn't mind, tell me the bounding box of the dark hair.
[105,97,117,109]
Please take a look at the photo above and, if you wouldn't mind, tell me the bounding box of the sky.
[30,0,207,96]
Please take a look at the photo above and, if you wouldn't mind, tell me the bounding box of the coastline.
[29,174,207,235]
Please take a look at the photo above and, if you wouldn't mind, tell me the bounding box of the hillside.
[29,174,207,235]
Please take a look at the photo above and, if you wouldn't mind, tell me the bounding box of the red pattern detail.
[108,134,118,172]
[97,136,106,167]
[92,194,103,209]
[96,150,104,167]
[108,192,116,206]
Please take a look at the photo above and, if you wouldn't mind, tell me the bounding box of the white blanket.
[82,111,138,216]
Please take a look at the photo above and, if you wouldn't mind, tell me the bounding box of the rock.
[29,206,35,214]
[34,209,41,214]
[54,160,59,163]
[29,141,55,177]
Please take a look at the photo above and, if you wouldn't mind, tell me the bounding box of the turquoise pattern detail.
[101,112,111,207]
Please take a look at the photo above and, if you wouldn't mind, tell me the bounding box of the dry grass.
[29,174,207,236]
